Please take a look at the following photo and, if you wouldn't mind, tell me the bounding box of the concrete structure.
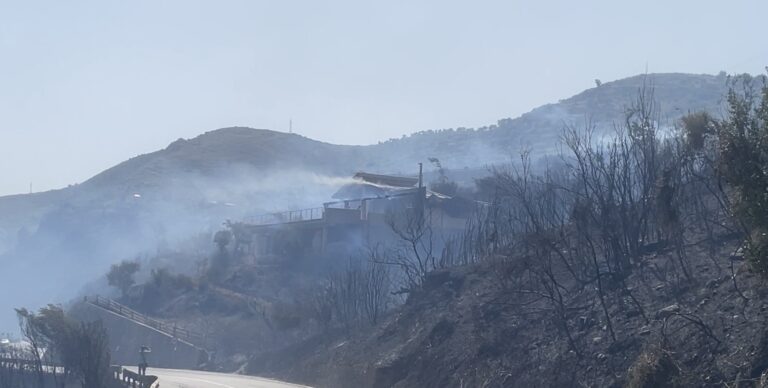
[72,299,206,370]
[229,172,474,262]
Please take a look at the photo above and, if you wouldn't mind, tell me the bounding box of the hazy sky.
[1,0,766,196]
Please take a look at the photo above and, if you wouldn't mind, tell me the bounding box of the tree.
[380,205,438,292]
[313,255,392,332]
[15,307,46,387]
[683,74,768,275]
[213,229,232,253]
[106,260,140,297]
[715,76,768,274]
[72,321,111,388]
[15,305,111,388]
[428,157,459,196]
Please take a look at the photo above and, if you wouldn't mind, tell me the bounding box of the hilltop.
[371,72,728,169]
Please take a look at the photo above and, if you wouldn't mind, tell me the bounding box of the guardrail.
[0,358,140,387]
[87,296,205,348]
[243,207,324,226]
[0,356,66,373]
[0,356,36,368]
[114,366,158,388]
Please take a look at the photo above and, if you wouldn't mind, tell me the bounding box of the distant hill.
[62,73,731,200]
[0,72,732,332]
[0,72,731,257]
[371,72,729,170]
[8,72,730,207]
[79,128,367,196]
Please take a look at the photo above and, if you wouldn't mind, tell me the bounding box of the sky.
[0,0,766,196]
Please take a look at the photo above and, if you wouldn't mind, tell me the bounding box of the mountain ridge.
[0,72,733,243]
[0,72,731,256]
[1,72,731,205]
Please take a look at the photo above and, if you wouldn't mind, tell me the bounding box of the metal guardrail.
[114,366,158,388]
[0,358,136,387]
[0,356,59,373]
[88,296,205,348]
[0,356,36,367]
[0,356,67,373]
[243,207,324,226]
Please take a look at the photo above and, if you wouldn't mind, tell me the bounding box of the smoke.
[0,165,357,333]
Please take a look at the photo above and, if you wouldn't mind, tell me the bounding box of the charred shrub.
[627,348,680,388]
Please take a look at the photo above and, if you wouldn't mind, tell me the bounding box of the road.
[130,367,311,388]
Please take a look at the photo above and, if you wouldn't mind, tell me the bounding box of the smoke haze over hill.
[0,72,735,333]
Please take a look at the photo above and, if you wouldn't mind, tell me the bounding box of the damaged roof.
[353,172,419,188]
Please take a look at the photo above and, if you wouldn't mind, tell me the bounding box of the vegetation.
[682,75,768,274]
[9,305,111,388]
[248,78,766,387]
[106,260,140,297]
[627,347,680,388]
[428,157,459,196]
[312,255,392,332]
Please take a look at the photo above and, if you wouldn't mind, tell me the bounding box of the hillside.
[79,128,368,197]
[371,72,728,169]
[0,72,732,334]
[1,72,730,208]
[248,234,763,388]
[17,73,731,204]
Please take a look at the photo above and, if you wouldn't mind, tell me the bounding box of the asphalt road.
[131,367,311,388]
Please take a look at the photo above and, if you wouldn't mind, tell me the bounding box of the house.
[227,170,473,262]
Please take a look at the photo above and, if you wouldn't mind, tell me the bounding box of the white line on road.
[170,375,236,388]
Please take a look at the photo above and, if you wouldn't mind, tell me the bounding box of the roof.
[353,172,419,188]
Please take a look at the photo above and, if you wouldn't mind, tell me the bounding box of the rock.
[639,326,651,335]
[592,337,602,344]
[656,304,681,319]
[596,353,607,361]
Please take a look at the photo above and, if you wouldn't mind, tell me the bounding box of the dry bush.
[627,347,680,388]
[268,302,303,331]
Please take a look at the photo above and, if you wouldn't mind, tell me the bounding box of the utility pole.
[418,163,423,188]
[417,163,425,216]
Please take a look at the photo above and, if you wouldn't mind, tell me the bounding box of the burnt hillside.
[0,72,732,334]
[248,233,766,388]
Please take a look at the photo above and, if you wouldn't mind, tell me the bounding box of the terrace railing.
[243,206,324,226]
